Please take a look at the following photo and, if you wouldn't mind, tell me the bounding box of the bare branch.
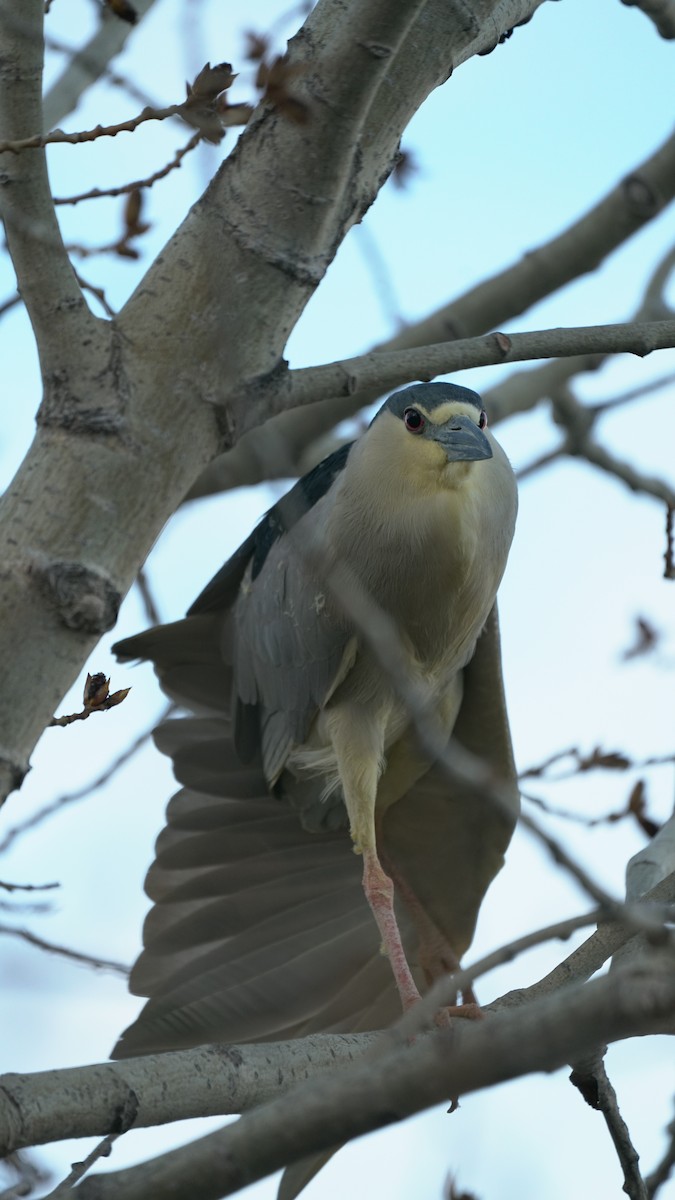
[0,879,59,893]
[0,2,95,364]
[42,1133,120,1199]
[497,870,675,1010]
[647,1102,675,1198]
[42,0,158,130]
[48,671,130,728]
[32,956,675,1200]
[189,125,675,499]
[0,924,129,975]
[0,706,170,856]
[570,1053,649,1200]
[238,318,675,435]
[1,889,672,1158]
[53,131,203,205]
[1,61,237,154]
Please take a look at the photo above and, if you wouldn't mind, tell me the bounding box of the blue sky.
[1,1,674,1197]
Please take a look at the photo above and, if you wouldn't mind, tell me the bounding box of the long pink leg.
[377,829,481,1015]
[362,847,421,1011]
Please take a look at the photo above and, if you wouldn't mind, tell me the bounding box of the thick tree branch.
[45,956,675,1200]
[3,878,673,1157]
[0,2,95,364]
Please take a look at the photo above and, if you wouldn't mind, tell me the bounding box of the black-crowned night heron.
[112,381,519,1059]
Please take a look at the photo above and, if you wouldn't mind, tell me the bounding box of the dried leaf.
[627,779,661,838]
[621,615,660,661]
[105,0,137,24]
[244,31,270,62]
[84,672,109,708]
[256,56,309,125]
[124,189,143,232]
[187,62,236,102]
[218,100,255,128]
[579,747,632,772]
[182,62,237,143]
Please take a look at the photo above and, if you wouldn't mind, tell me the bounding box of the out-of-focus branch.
[238,318,675,431]
[0,924,129,975]
[0,2,94,366]
[189,127,675,498]
[53,131,203,205]
[619,0,675,38]
[42,0,158,129]
[647,1103,675,1198]
[498,869,675,1012]
[0,74,229,153]
[0,705,171,856]
[538,387,675,510]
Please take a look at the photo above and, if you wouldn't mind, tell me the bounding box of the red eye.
[479,410,488,429]
[404,407,425,433]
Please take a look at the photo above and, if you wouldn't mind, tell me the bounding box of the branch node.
[622,173,660,218]
[34,561,122,634]
[493,331,512,356]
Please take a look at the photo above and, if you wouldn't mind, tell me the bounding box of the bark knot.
[35,560,121,634]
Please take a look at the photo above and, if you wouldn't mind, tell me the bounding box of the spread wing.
[382,605,519,959]
[112,605,516,1059]
[111,628,412,1057]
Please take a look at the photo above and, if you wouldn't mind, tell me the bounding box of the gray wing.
[112,720,411,1057]
[382,604,519,960]
[112,614,411,1059]
[232,500,356,783]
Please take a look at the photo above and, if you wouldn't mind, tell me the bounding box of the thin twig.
[646,1103,675,1198]
[0,879,59,893]
[72,270,116,317]
[42,1134,119,1199]
[0,101,187,152]
[570,1052,648,1200]
[53,131,203,205]
[665,506,675,579]
[516,446,564,481]
[0,706,171,856]
[136,568,162,626]
[0,923,129,976]
[0,292,21,319]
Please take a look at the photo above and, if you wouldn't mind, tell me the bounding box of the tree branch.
[0,2,95,365]
[42,0,159,130]
[2,876,673,1158]
[188,125,675,498]
[238,318,675,432]
[0,924,129,976]
[570,1052,649,1200]
[42,956,675,1200]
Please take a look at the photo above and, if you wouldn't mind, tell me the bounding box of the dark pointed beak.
[434,414,492,462]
